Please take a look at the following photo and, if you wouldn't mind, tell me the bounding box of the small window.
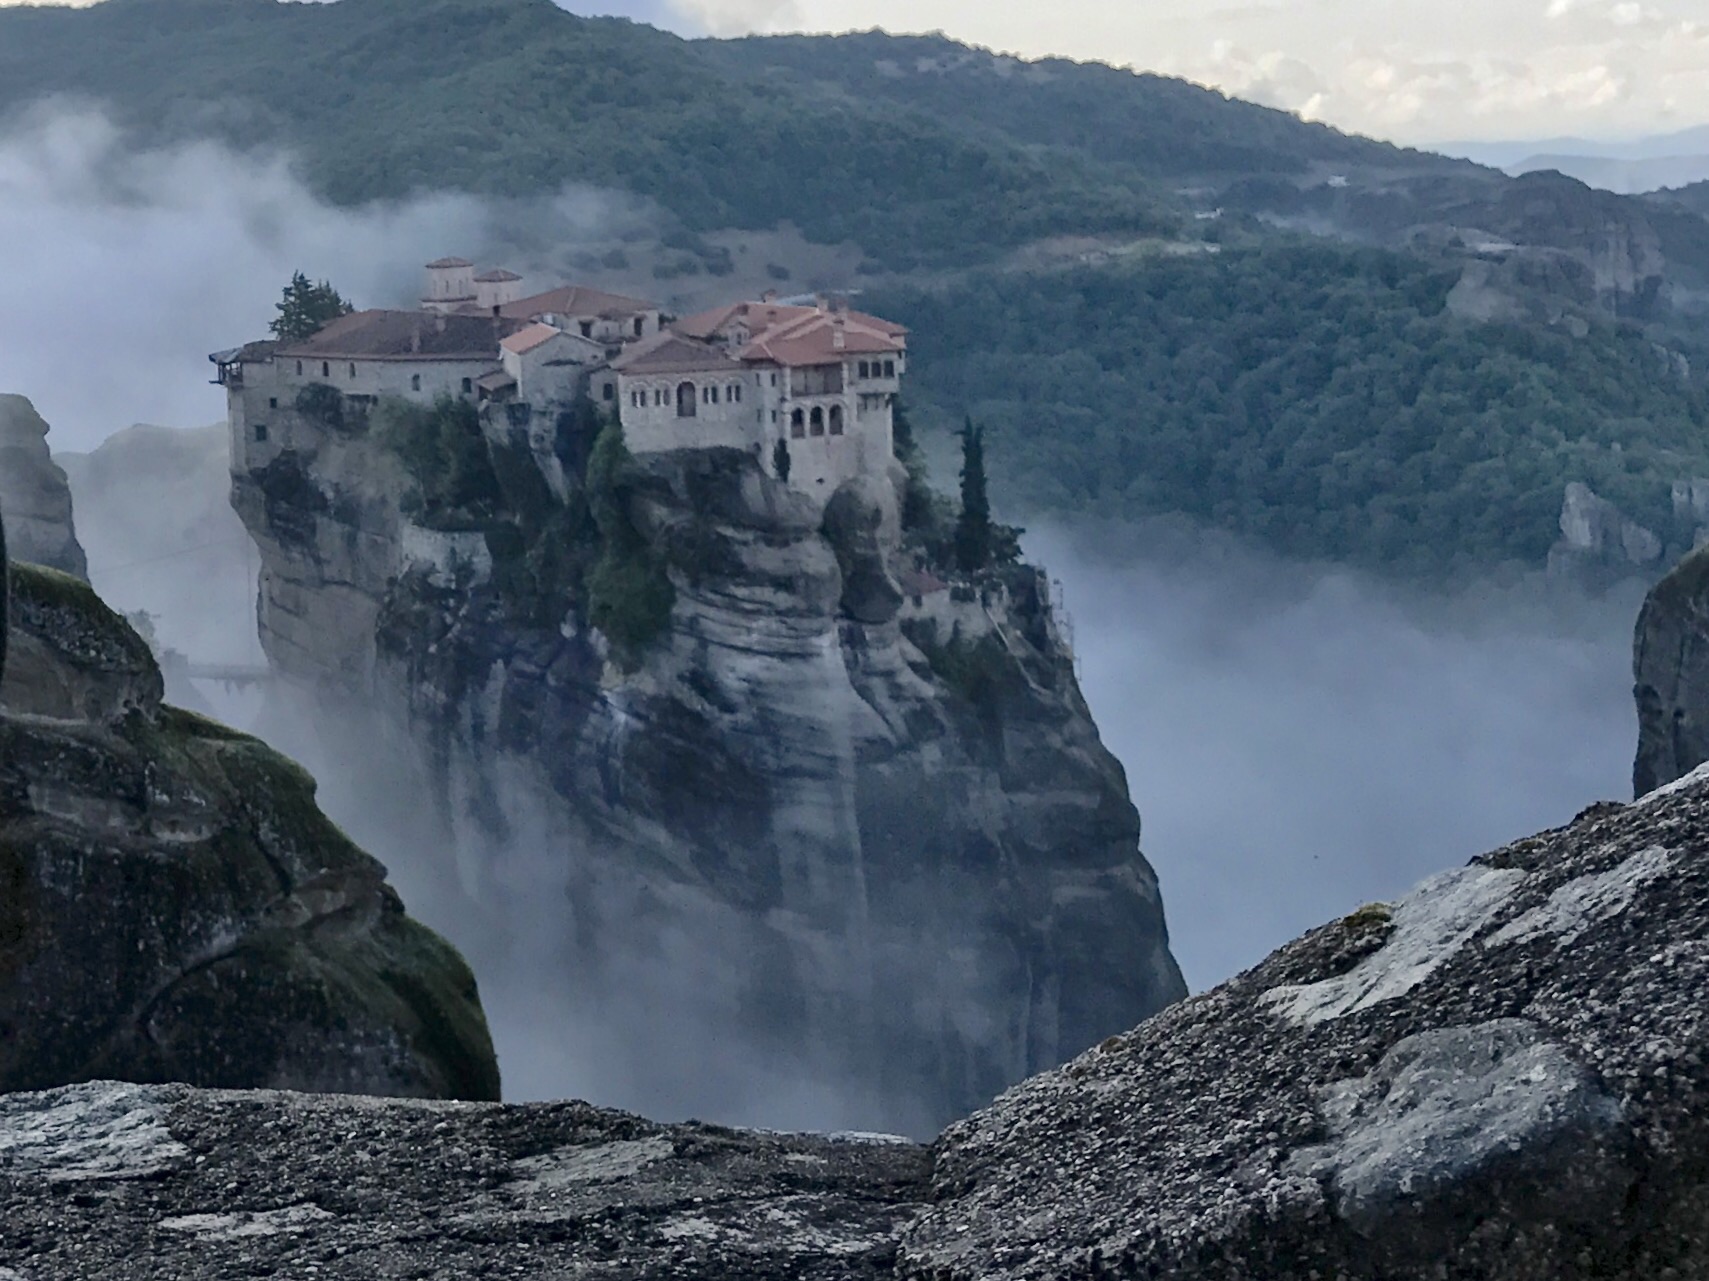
[411,374,422,392]
[730,384,742,403]
[859,361,870,379]
[790,408,805,438]
[810,407,825,437]
[295,361,303,376]
[580,321,593,338]
[349,362,357,378]
[268,397,278,409]
[884,360,896,377]
[677,382,698,418]
[321,362,330,378]
[655,389,665,406]
[770,373,778,387]
[829,405,845,436]
[254,423,269,443]
[634,317,644,337]
[461,377,473,395]
[604,382,616,402]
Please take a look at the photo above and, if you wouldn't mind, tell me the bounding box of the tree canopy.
[271,273,354,342]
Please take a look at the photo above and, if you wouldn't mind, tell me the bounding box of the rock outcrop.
[0,540,500,1100]
[230,402,1184,1130]
[1633,544,1709,795]
[898,778,1709,1279]
[0,394,87,579]
[0,1080,930,1279]
[1546,480,1667,585]
[7,760,1709,1278]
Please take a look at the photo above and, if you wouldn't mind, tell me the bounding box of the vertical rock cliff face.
[0,523,500,1100]
[230,407,1185,1128]
[1633,546,1709,796]
[0,394,87,579]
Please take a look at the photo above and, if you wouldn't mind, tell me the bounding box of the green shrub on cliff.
[585,414,674,668]
[378,396,503,527]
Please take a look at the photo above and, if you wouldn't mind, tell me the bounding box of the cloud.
[1029,520,1639,989]
[0,106,652,451]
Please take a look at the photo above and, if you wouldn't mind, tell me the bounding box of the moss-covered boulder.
[0,544,500,1101]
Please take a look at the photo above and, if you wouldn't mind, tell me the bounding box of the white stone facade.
[616,354,901,502]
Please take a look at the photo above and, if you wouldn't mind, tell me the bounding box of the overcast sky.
[671,0,1709,144]
[2,0,1703,143]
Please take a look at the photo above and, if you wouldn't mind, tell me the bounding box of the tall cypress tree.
[955,417,992,573]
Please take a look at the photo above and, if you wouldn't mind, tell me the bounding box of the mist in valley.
[5,105,1651,1129]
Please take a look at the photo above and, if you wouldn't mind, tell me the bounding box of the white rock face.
[0,394,86,578]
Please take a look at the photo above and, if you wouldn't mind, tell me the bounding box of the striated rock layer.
[0,547,500,1101]
[0,394,87,579]
[230,401,1185,1129]
[7,759,1709,1277]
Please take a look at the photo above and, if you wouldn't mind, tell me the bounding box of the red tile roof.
[475,268,523,283]
[500,323,562,356]
[738,311,905,367]
[676,300,908,344]
[426,257,473,269]
[611,332,741,377]
[275,310,524,361]
[502,284,659,321]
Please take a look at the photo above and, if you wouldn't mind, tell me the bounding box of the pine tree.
[772,436,792,482]
[270,272,354,342]
[954,417,992,573]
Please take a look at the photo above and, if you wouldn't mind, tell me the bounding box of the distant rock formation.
[0,394,87,579]
[229,401,1185,1129]
[1547,480,1667,584]
[10,757,1709,1277]
[1633,544,1709,796]
[0,538,499,1100]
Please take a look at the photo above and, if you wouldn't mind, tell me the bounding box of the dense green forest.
[873,244,1709,574]
[0,0,1196,270]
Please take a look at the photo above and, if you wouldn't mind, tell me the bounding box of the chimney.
[813,292,828,312]
[832,314,846,350]
[761,290,777,304]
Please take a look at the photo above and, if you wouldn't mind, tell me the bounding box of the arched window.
[321,362,330,378]
[829,404,845,435]
[349,362,357,378]
[411,374,421,392]
[461,377,473,395]
[730,383,742,403]
[296,361,303,376]
[809,407,825,437]
[604,382,616,401]
[677,382,697,418]
[708,386,720,405]
[790,408,805,439]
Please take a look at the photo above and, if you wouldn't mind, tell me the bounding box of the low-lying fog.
[1027,522,1639,989]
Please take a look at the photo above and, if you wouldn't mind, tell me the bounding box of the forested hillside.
[0,0,1186,270]
[874,245,1709,574]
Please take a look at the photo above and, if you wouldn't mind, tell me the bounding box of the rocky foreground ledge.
[6,770,1709,1278]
